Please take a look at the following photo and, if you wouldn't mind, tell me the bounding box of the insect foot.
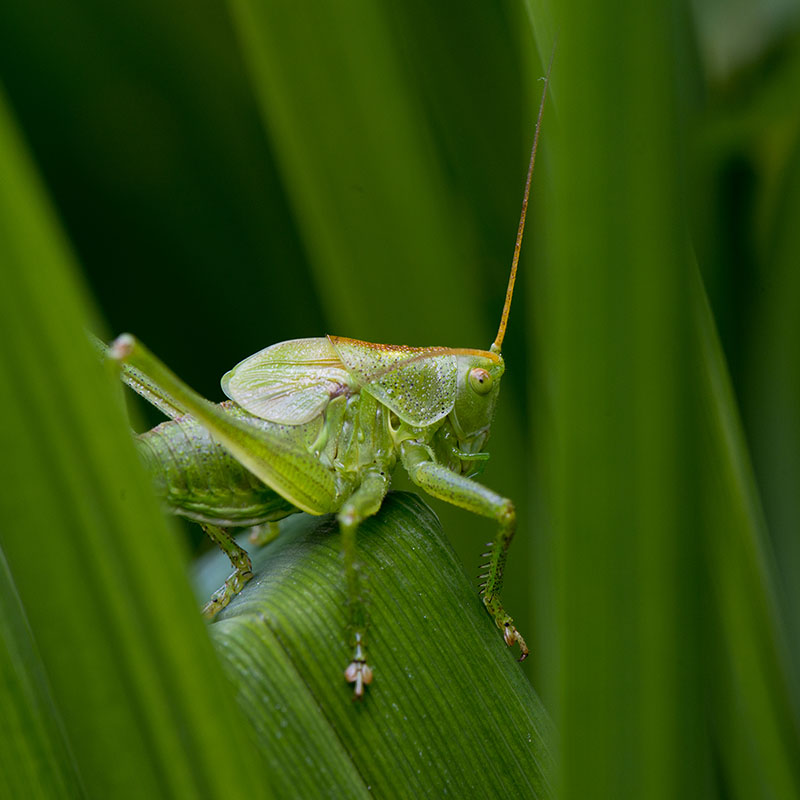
[201,565,254,619]
[503,622,530,662]
[483,594,530,662]
[344,632,373,700]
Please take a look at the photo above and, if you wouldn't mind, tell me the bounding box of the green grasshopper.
[104,70,550,699]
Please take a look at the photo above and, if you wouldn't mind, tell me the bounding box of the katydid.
[103,69,550,700]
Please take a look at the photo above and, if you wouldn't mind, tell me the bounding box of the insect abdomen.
[136,403,296,527]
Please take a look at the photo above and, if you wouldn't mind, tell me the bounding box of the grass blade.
[0,86,270,799]
[0,551,84,799]
[532,1,800,796]
[694,273,800,798]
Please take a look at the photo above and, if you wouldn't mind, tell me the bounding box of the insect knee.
[498,499,515,529]
[338,506,358,531]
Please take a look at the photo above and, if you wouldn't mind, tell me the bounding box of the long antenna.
[491,48,555,354]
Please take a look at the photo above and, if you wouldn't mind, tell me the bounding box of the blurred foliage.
[1,0,800,796]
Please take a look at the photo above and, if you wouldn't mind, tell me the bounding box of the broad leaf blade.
[199,493,555,798]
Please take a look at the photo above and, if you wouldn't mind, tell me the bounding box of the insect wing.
[328,336,456,426]
[221,337,353,424]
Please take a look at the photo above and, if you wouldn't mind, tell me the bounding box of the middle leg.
[337,469,389,699]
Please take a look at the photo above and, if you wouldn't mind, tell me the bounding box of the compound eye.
[468,367,493,395]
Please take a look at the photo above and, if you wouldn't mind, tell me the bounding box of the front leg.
[400,443,528,661]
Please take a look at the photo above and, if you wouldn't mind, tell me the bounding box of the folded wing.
[222,337,353,424]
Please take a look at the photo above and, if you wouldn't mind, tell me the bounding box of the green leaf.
[745,130,800,667]
[0,85,270,799]
[693,273,800,799]
[225,0,482,342]
[198,492,554,798]
[0,552,84,799]
[532,1,800,798]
